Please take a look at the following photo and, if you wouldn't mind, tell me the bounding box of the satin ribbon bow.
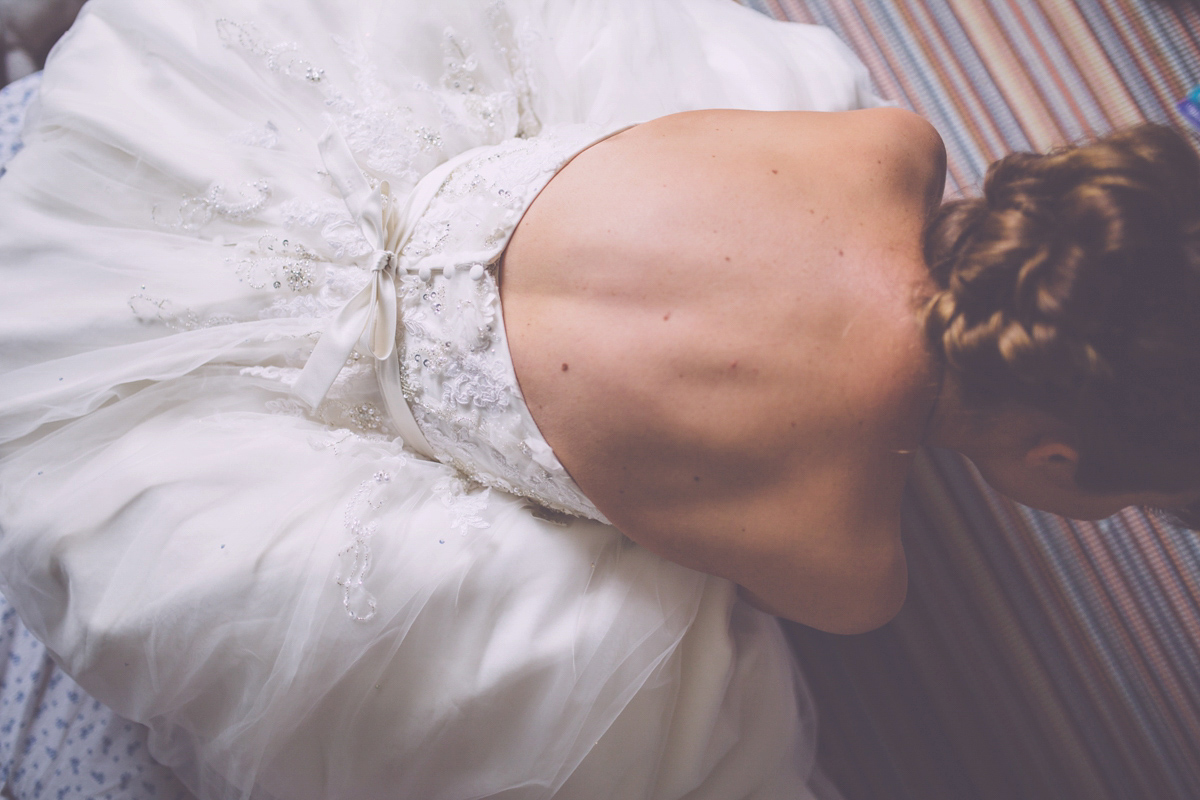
[292,125,436,458]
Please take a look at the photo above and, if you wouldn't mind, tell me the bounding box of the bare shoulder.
[852,107,947,212]
[640,108,946,246]
[776,107,946,215]
[844,106,945,158]
[819,107,945,172]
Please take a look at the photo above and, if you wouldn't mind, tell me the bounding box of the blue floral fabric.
[0,74,41,177]
[0,599,193,800]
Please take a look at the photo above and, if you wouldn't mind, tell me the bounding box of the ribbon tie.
[293,125,438,458]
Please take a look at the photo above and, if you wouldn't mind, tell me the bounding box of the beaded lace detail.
[397,126,612,522]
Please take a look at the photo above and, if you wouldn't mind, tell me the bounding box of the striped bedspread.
[745,2,1200,799]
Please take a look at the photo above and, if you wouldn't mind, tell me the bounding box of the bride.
[1,0,1197,798]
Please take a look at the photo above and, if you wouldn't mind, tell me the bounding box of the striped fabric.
[741,2,1200,799]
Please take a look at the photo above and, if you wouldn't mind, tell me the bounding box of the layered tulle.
[0,1,877,797]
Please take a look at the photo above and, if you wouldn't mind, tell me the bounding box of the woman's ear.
[1024,439,1080,489]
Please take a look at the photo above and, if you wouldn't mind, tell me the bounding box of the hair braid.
[924,124,1200,493]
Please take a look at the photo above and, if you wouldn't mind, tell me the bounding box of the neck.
[922,371,990,457]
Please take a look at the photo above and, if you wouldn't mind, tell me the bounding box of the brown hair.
[924,124,1200,496]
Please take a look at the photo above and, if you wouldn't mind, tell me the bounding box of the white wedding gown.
[0,1,879,798]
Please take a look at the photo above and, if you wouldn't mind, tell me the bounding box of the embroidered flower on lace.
[321,399,388,434]
[324,38,435,186]
[227,121,281,149]
[326,101,426,188]
[401,220,452,261]
[259,293,332,322]
[128,292,236,330]
[424,285,448,316]
[264,398,308,417]
[232,234,318,292]
[432,475,491,536]
[308,428,393,457]
[439,355,510,411]
[280,197,344,230]
[152,181,272,231]
[441,27,520,140]
[349,403,385,431]
[216,19,325,83]
[479,1,541,138]
[241,365,300,385]
[244,362,388,432]
[279,197,373,260]
[336,475,390,622]
[442,29,479,95]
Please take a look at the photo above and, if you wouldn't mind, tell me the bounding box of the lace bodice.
[395,125,616,522]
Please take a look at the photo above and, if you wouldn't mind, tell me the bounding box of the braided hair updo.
[924,124,1200,494]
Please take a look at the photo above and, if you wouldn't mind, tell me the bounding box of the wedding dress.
[0,1,879,798]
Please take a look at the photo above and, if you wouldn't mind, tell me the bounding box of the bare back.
[501,108,947,632]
